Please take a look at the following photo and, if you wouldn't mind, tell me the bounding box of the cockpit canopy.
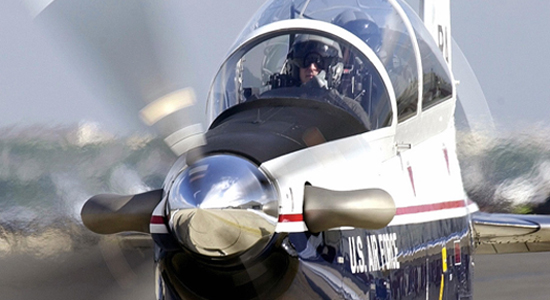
[206,0,453,130]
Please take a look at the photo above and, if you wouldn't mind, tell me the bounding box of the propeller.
[451,38,495,132]
[26,2,229,297]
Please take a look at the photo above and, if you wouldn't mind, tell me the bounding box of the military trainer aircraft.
[81,0,550,299]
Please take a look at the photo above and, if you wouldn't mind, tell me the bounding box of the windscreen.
[207,30,392,130]
[208,0,455,129]
[228,0,421,122]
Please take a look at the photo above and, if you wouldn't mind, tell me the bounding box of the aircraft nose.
[167,154,278,257]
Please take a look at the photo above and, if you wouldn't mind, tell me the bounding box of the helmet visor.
[297,52,326,69]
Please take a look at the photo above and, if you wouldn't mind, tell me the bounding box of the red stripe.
[443,148,450,175]
[276,201,469,223]
[407,166,416,197]
[454,241,462,265]
[150,215,165,224]
[278,214,303,223]
[396,200,466,215]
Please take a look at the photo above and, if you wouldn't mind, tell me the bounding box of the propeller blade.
[304,185,395,232]
[35,1,206,149]
[81,189,163,234]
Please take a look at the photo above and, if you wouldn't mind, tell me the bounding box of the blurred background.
[1,0,550,299]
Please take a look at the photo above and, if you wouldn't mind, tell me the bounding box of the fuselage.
[148,0,479,299]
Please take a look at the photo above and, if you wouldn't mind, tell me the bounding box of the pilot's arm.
[334,90,371,130]
[303,73,371,129]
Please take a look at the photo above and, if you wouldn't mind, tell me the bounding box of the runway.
[474,252,550,299]
[2,236,550,299]
[0,236,155,300]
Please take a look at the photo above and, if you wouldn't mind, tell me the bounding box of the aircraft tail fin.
[419,0,451,67]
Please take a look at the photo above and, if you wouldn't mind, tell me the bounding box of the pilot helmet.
[284,34,344,88]
[333,10,382,52]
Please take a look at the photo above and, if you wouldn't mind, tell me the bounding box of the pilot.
[279,34,371,127]
[332,10,382,53]
[332,10,384,124]
[283,34,344,88]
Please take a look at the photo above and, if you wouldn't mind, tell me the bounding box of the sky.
[1,0,549,135]
[451,1,550,132]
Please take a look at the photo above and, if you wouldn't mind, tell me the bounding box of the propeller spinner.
[167,154,278,257]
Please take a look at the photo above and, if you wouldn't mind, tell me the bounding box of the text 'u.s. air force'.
[348,233,400,274]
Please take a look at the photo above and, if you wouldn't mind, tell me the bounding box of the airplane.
[80,0,550,299]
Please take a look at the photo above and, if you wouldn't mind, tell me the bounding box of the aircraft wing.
[472,212,550,254]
